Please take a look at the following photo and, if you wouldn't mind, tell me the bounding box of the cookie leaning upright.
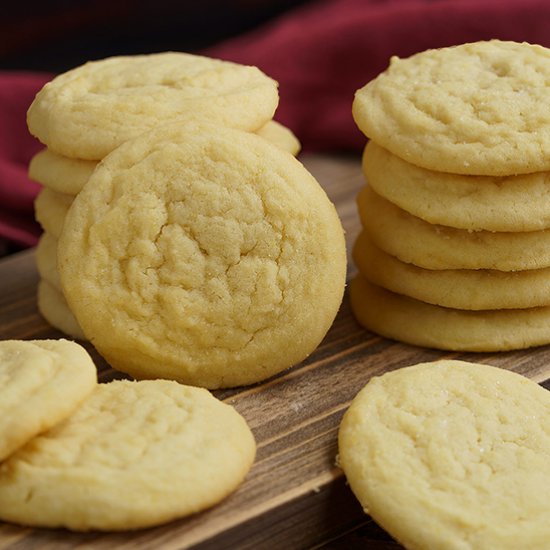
[26,52,284,340]
[353,40,550,176]
[27,52,279,160]
[58,122,346,388]
[0,339,96,461]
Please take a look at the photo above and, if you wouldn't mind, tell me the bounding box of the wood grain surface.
[1,154,550,550]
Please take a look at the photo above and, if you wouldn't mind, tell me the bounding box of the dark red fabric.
[207,0,550,152]
[3,0,550,247]
[0,72,51,247]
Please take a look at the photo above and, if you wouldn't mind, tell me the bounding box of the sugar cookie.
[0,379,255,531]
[27,52,279,159]
[58,122,346,388]
[358,186,550,271]
[363,140,550,232]
[353,40,550,175]
[35,232,61,291]
[0,339,96,461]
[256,120,301,156]
[339,359,550,550]
[37,279,86,340]
[28,122,298,198]
[354,231,550,310]
[29,149,96,196]
[350,275,550,351]
[34,187,73,238]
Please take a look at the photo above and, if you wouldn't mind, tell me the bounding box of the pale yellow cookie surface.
[353,40,550,175]
[0,339,96,461]
[256,120,301,156]
[37,279,86,340]
[358,186,550,271]
[58,122,346,388]
[350,275,550,351]
[28,122,299,197]
[363,141,550,232]
[339,359,550,550]
[0,379,255,531]
[36,232,60,291]
[34,187,73,239]
[29,149,96,196]
[27,52,279,159]
[354,231,550,310]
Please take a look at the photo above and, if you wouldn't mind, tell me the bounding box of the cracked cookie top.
[353,40,550,175]
[27,52,279,160]
[339,360,550,549]
[0,379,255,530]
[57,122,346,388]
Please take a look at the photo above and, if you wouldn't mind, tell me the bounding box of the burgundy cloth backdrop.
[3,0,550,248]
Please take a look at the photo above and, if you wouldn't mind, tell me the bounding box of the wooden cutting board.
[1,154,550,550]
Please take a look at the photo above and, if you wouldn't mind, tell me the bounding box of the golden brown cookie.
[256,120,301,156]
[34,187,73,239]
[0,379,255,531]
[350,275,550,352]
[35,232,61,291]
[29,149,96,196]
[28,123,299,198]
[353,40,550,175]
[363,140,550,232]
[339,359,550,550]
[358,186,550,271]
[58,122,346,388]
[0,339,96,461]
[353,231,550,310]
[27,52,279,159]
[37,279,86,340]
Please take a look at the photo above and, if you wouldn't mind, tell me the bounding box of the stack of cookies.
[350,40,550,352]
[27,52,301,342]
[27,52,346,389]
